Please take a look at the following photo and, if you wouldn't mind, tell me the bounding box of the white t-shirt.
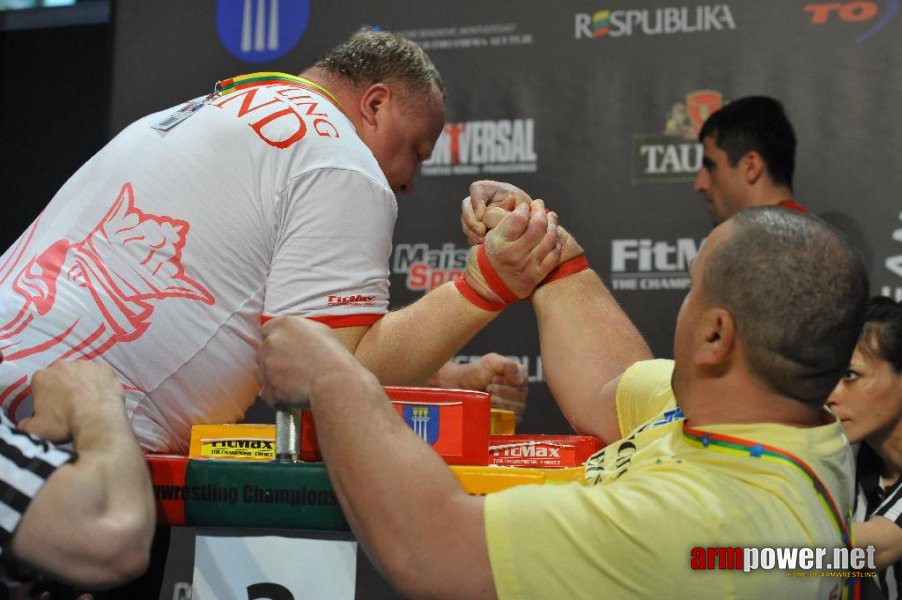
[0,75,397,452]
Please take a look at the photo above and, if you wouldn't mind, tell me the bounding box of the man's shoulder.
[191,83,387,180]
[620,359,674,389]
[615,359,677,433]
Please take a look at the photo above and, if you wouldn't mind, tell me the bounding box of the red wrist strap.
[541,255,590,286]
[455,277,508,311]
[477,244,520,303]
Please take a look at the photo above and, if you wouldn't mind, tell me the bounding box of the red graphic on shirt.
[0,181,214,370]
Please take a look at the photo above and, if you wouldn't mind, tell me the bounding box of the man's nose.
[693,169,707,193]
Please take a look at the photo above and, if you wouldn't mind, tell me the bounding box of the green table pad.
[149,455,349,530]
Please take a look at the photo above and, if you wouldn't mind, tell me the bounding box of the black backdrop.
[4,0,902,435]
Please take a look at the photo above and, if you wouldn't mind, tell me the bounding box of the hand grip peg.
[274,405,300,463]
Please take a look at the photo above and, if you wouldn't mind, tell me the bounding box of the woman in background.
[828,296,902,599]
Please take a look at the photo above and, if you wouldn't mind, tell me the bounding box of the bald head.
[702,207,868,404]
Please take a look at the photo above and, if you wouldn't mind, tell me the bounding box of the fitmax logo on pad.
[217,0,311,63]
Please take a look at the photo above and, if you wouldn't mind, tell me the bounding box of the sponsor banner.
[421,119,538,176]
[489,434,603,468]
[189,424,279,461]
[575,5,737,39]
[609,237,702,292]
[804,0,899,43]
[879,211,902,301]
[147,456,585,527]
[392,242,468,292]
[633,90,723,184]
[199,438,274,460]
[215,0,311,63]
[395,22,533,50]
[148,455,348,529]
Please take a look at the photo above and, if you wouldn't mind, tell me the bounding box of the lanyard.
[213,72,346,117]
[154,72,347,133]
[683,423,859,599]
[215,72,339,104]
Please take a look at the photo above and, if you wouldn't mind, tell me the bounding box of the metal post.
[274,405,299,463]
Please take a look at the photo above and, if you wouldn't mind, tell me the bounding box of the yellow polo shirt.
[485,360,855,599]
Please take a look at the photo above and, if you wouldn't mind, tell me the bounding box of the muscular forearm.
[353,282,500,385]
[532,270,652,440]
[311,364,494,598]
[10,404,154,588]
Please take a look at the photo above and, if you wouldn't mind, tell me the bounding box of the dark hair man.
[694,95,806,224]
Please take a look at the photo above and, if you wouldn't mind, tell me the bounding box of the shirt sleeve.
[615,359,678,435]
[0,414,74,558]
[872,482,902,528]
[263,167,397,325]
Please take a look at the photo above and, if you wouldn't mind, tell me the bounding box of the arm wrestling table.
[144,386,600,599]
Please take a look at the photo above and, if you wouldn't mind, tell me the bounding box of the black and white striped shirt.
[855,443,902,600]
[0,413,74,557]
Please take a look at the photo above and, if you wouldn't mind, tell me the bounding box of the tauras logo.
[575,5,736,39]
[422,119,537,176]
[610,238,701,291]
[632,90,724,184]
[393,242,468,291]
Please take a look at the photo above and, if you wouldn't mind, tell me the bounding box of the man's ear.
[359,83,391,127]
[696,308,736,373]
[741,150,765,185]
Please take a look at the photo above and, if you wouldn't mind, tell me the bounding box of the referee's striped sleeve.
[0,414,74,557]
[872,483,902,527]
